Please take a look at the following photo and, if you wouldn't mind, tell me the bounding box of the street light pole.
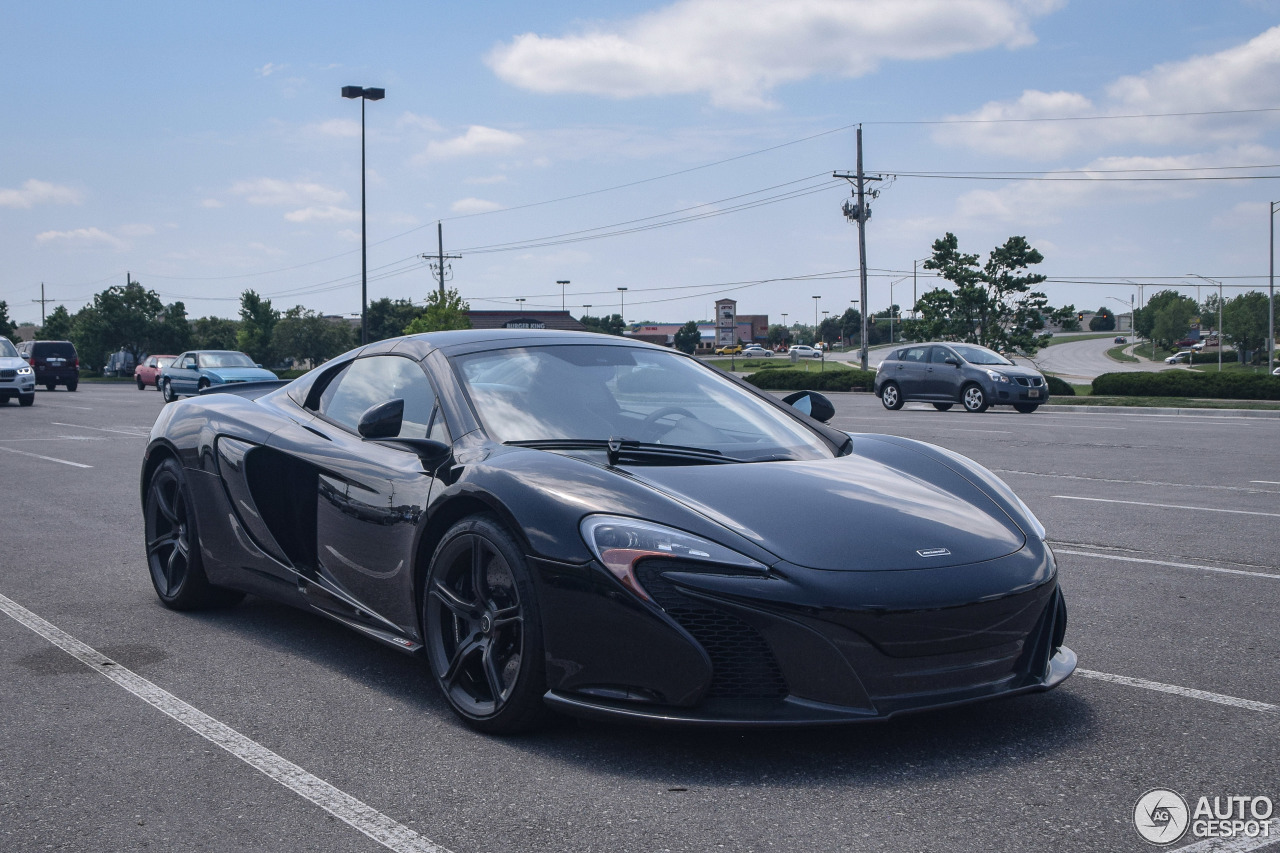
[341,85,385,346]
[1189,273,1223,372]
[812,296,820,345]
[557,280,569,314]
[1270,202,1278,374]
[617,287,627,325]
[515,298,526,314]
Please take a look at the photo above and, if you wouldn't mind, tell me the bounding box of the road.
[1,384,1278,853]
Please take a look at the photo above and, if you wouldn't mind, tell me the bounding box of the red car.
[134,355,176,390]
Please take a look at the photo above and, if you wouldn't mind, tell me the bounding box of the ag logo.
[1134,789,1190,845]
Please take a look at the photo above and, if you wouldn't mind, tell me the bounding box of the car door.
[925,345,963,400]
[270,353,449,640]
[888,345,929,399]
[169,353,198,394]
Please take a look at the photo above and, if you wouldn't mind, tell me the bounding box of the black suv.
[17,340,80,391]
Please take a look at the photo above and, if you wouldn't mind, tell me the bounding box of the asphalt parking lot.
[1,383,1277,853]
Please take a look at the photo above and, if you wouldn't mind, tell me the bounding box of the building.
[465,311,587,331]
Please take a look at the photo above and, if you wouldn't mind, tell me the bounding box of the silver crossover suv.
[874,342,1049,413]
[0,336,37,406]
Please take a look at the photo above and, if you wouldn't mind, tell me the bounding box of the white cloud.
[200,198,224,208]
[465,174,508,185]
[116,223,156,237]
[304,118,362,138]
[0,179,83,208]
[939,25,1280,157]
[336,229,361,242]
[487,0,1060,110]
[283,205,360,223]
[256,62,284,77]
[230,178,348,207]
[417,126,525,161]
[396,111,442,132]
[35,227,127,251]
[451,197,504,214]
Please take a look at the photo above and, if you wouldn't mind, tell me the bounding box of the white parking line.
[0,445,92,468]
[1077,669,1277,715]
[997,470,1280,496]
[0,592,451,853]
[1054,548,1280,581]
[0,436,104,443]
[51,421,149,437]
[1052,496,1280,519]
[943,428,1013,434]
[1252,480,1280,485]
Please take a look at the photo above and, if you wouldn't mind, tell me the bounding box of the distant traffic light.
[1076,312,1084,321]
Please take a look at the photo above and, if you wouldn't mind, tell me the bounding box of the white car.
[788,345,822,359]
[0,337,36,406]
[1165,351,1194,365]
[740,345,772,358]
[1273,366,1280,376]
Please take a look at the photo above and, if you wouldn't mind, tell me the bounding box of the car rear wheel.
[144,458,244,610]
[1014,403,1039,413]
[66,379,77,392]
[161,379,176,403]
[136,376,145,390]
[962,384,989,413]
[423,515,547,734]
[880,382,903,410]
[932,403,953,411]
[45,383,56,392]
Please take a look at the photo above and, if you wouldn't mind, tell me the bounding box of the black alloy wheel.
[144,458,244,610]
[880,382,903,410]
[161,379,176,403]
[962,384,989,413]
[1013,403,1039,413]
[424,515,546,733]
[932,402,953,411]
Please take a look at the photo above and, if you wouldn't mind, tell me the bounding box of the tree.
[673,320,701,353]
[1137,290,1198,348]
[274,306,353,366]
[151,301,192,354]
[1222,291,1272,361]
[402,288,471,335]
[1089,307,1116,332]
[766,324,789,348]
[579,313,625,335]
[191,316,240,350]
[1134,290,1193,341]
[69,281,164,368]
[903,233,1059,354]
[367,298,423,343]
[0,301,17,339]
[236,290,279,365]
[38,305,73,340]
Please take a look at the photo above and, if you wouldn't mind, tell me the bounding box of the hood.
[0,356,28,369]
[624,450,1026,572]
[982,364,1042,380]
[206,367,278,382]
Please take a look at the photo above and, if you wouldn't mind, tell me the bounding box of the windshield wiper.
[505,438,737,465]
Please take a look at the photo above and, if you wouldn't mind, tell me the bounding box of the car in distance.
[787,344,822,358]
[1114,336,1126,344]
[16,339,79,391]
[0,337,36,406]
[875,343,1050,413]
[740,345,772,358]
[1165,351,1194,365]
[140,329,1073,733]
[713,344,743,355]
[135,355,176,390]
[160,350,277,402]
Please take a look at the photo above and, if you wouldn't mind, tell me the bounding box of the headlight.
[580,515,766,601]
[985,370,1009,383]
[16,366,32,376]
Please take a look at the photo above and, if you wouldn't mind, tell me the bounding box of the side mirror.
[358,398,404,439]
[782,390,835,423]
[945,357,960,366]
[255,363,263,368]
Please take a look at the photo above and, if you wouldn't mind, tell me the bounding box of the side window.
[902,346,928,363]
[317,355,440,439]
[930,347,953,364]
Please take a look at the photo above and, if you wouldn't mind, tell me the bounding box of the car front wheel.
[423,515,547,734]
[880,382,903,410]
[136,376,146,390]
[1014,403,1039,413]
[18,394,34,407]
[161,379,177,403]
[962,384,989,413]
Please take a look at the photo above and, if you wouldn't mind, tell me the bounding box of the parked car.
[140,329,1072,733]
[160,350,278,402]
[788,345,822,358]
[1273,366,1280,376]
[740,345,771,358]
[105,348,137,378]
[1165,351,1194,365]
[15,340,79,391]
[1114,336,1126,344]
[874,342,1049,413]
[1174,338,1200,349]
[135,355,176,390]
[714,344,743,355]
[0,337,36,406]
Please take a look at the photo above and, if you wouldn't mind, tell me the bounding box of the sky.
[4,0,1280,330]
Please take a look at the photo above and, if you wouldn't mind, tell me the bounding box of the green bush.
[1092,371,1280,400]
[745,368,877,392]
[1045,375,1075,396]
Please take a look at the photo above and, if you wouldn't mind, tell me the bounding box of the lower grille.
[635,562,788,699]
[1014,376,1044,387]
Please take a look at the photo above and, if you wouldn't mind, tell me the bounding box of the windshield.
[201,351,255,368]
[951,344,1012,366]
[453,344,833,461]
[0,339,17,358]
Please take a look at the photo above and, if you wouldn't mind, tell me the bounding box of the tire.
[197,379,210,394]
[66,380,77,392]
[423,514,548,734]
[1014,403,1039,414]
[161,379,177,403]
[143,458,244,610]
[45,383,56,392]
[18,394,34,407]
[136,376,146,390]
[932,403,953,411]
[962,384,989,413]
[880,382,903,410]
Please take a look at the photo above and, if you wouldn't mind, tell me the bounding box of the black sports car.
[141,330,1074,732]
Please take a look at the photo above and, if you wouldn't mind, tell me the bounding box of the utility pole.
[421,222,461,298]
[32,282,59,327]
[835,125,882,371]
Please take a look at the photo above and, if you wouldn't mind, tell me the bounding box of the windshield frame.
[199,351,257,369]
[0,338,18,358]
[950,344,1013,366]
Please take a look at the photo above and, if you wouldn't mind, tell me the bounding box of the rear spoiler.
[198,379,290,399]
